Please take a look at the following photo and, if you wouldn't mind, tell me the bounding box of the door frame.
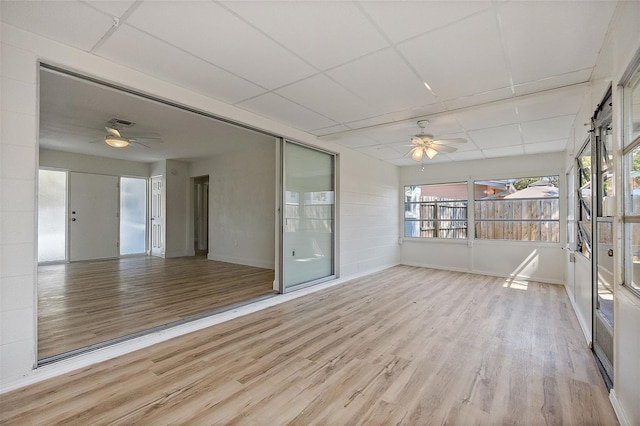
[150,175,165,258]
[591,88,615,387]
[278,139,338,293]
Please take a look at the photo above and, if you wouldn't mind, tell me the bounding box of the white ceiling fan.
[408,120,466,161]
[90,118,162,148]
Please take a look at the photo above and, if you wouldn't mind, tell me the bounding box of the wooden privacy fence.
[408,196,560,241]
[416,198,468,239]
[475,197,559,242]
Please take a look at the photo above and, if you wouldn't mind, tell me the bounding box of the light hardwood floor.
[5,266,617,425]
[38,256,275,359]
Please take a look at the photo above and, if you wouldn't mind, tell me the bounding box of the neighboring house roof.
[503,185,559,199]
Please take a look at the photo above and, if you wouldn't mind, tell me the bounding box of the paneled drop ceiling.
[1,1,618,165]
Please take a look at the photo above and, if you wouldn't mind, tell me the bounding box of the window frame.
[473,175,560,243]
[622,66,640,297]
[576,139,593,260]
[403,182,469,240]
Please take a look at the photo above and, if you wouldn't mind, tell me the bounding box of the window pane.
[577,144,592,258]
[404,183,467,239]
[625,144,640,215]
[625,222,640,295]
[474,176,559,242]
[630,73,640,144]
[120,177,147,255]
[38,170,67,262]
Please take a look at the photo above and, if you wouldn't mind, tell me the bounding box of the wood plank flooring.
[38,256,275,359]
[5,266,617,425]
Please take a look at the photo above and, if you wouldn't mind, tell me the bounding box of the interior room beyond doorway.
[38,257,274,360]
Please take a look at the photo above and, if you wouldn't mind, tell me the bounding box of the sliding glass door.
[282,141,335,290]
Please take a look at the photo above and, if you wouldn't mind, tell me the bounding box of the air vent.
[108,118,135,128]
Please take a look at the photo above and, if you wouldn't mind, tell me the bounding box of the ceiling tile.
[85,1,136,18]
[453,104,519,131]
[327,48,437,114]
[499,1,616,84]
[330,133,379,149]
[237,93,336,132]
[521,115,575,144]
[222,1,388,70]
[276,74,378,123]
[482,145,525,159]
[446,150,486,161]
[361,1,493,43]
[311,124,351,137]
[468,124,522,149]
[96,25,265,104]
[513,69,592,96]
[1,0,114,51]
[443,87,513,111]
[418,115,465,137]
[517,87,586,122]
[524,139,567,154]
[345,102,445,130]
[398,10,511,100]
[125,1,316,89]
[357,145,405,161]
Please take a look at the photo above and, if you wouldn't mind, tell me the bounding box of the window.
[623,63,640,296]
[577,142,592,258]
[474,176,559,242]
[404,182,467,239]
[120,177,147,255]
[38,169,67,262]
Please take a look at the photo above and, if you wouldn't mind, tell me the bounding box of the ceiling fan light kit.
[408,119,466,163]
[104,134,130,148]
[97,119,162,149]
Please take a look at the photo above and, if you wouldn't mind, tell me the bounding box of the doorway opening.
[37,66,279,363]
[193,176,209,257]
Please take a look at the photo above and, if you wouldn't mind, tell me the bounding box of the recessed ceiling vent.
[108,118,135,128]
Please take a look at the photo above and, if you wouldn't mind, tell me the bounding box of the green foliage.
[512,176,559,190]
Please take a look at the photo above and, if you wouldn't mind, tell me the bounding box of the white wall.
[164,159,191,258]
[562,3,640,425]
[400,152,566,284]
[190,143,276,269]
[0,23,400,388]
[39,148,150,177]
[338,149,400,277]
[1,24,38,386]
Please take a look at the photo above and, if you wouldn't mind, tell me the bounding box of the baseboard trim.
[610,389,630,426]
[400,262,563,285]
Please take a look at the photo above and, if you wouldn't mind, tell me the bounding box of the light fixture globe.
[411,147,424,161]
[105,134,130,148]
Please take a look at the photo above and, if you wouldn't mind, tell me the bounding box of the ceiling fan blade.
[432,138,467,144]
[430,144,457,153]
[132,141,151,148]
[105,126,121,137]
[130,136,163,142]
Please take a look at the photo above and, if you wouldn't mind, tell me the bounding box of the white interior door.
[151,176,165,257]
[69,172,119,261]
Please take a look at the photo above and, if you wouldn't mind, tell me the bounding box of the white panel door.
[69,172,119,261]
[151,176,165,257]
